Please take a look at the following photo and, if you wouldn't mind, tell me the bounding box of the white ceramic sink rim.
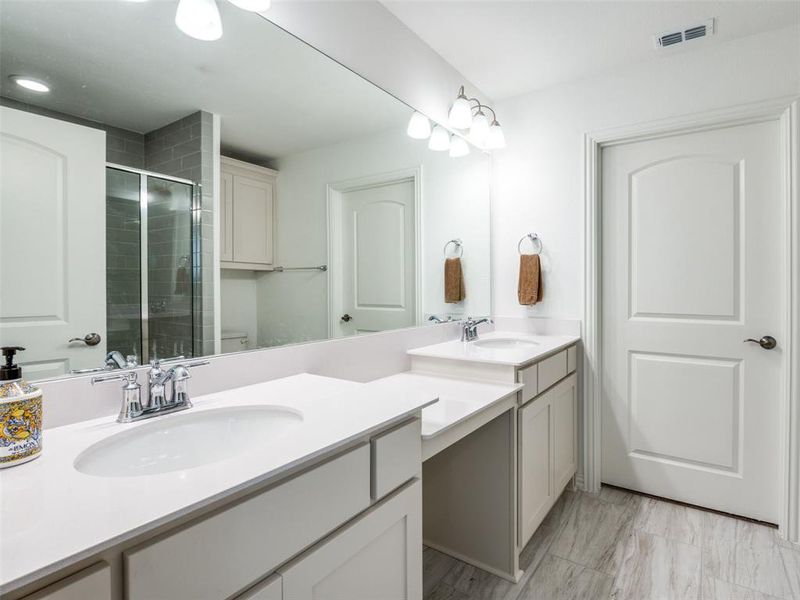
[73,405,303,478]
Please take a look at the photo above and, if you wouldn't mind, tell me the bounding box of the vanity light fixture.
[10,75,50,93]
[448,86,506,150]
[407,111,432,139]
[428,125,451,151]
[449,136,470,158]
[175,0,223,41]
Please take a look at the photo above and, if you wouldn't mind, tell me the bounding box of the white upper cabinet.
[220,156,276,270]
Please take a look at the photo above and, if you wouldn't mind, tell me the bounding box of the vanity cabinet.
[279,480,421,599]
[519,372,577,547]
[220,156,276,270]
[20,563,111,600]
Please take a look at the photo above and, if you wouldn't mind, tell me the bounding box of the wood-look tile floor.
[424,486,800,600]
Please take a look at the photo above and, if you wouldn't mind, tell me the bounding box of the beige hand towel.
[518,254,543,305]
[444,257,465,303]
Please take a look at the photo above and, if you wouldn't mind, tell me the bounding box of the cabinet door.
[232,174,274,265]
[23,562,111,600]
[519,394,553,546]
[220,170,234,262]
[552,373,578,494]
[234,574,282,600]
[279,480,422,600]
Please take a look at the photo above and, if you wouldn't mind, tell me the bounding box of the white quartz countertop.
[407,332,580,367]
[366,372,521,439]
[0,373,437,594]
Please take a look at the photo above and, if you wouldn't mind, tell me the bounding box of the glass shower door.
[105,166,196,364]
[145,176,195,361]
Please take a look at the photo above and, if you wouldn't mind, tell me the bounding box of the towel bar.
[518,233,542,255]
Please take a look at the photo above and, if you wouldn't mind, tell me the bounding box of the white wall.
[491,25,800,321]
[220,270,258,349]
[264,1,490,126]
[257,127,491,346]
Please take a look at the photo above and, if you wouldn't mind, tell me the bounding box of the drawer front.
[23,563,111,600]
[371,418,421,500]
[234,574,282,600]
[567,345,577,374]
[537,350,568,394]
[125,445,370,600]
[517,363,538,403]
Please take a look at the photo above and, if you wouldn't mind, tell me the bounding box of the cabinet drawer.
[23,563,111,600]
[125,445,370,600]
[537,350,568,394]
[517,363,538,404]
[371,418,421,500]
[567,345,577,374]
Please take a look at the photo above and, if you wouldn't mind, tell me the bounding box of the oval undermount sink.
[473,338,539,350]
[74,405,303,478]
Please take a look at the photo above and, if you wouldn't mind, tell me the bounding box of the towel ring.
[518,233,542,255]
[443,238,464,258]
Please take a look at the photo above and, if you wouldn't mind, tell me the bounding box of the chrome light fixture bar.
[448,85,506,150]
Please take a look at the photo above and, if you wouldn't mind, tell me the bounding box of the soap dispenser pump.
[0,346,43,467]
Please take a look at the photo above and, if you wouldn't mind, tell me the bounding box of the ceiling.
[0,0,409,160]
[382,0,800,101]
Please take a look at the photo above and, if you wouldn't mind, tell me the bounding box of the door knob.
[68,333,102,346]
[743,335,777,350]
[340,314,352,323]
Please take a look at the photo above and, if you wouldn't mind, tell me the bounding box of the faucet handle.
[92,372,143,423]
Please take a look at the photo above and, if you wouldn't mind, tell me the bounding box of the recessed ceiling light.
[10,76,50,93]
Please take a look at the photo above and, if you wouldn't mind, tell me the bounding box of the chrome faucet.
[428,315,453,324]
[461,316,493,342]
[92,359,209,423]
[71,351,138,374]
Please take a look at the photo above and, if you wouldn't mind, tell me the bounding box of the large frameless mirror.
[0,1,491,381]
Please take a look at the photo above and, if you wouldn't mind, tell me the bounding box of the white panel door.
[601,120,783,522]
[336,179,416,336]
[0,107,106,378]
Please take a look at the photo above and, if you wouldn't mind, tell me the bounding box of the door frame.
[582,97,800,541]
[326,167,423,338]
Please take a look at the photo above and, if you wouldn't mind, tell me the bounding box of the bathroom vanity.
[0,375,436,600]
[405,332,580,582]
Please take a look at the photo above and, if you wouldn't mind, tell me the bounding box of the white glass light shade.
[448,95,473,129]
[10,76,49,93]
[449,136,470,158]
[470,111,490,145]
[227,0,271,11]
[486,122,506,149]
[428,126,451,151]
[407,112,432,139]
[175,0,223,41]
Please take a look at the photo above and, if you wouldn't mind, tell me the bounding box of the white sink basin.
[74,406,303,478]
[473,338,539,350]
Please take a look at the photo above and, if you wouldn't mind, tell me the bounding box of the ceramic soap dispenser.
[0,346,43,467]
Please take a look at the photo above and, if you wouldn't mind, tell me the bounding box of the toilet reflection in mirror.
[0,0,490,380]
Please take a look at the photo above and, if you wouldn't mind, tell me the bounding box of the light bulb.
[486,121,506,150]
[175,0,223,41]
[449,136,470,158]
[470,110,490,146]
[428,125,450,151]
[448,91,473,130]
[226,0,270,11]
[10,76,49,93]
[407,112,432,139]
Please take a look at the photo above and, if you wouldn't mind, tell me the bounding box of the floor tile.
[516,554,613,600]
[550,493,634,575]
[611,530,701,600]
[424,546,461,596]
[702,575,784,600]
[634,497,703,546]
[425,579,473,600]
[598,485,642,511]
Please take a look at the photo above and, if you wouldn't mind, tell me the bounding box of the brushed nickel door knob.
[743,335,777,350]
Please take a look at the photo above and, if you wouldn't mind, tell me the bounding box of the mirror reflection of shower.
[105,165,200,364]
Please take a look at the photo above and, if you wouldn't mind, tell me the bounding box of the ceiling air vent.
[654,18,715,49]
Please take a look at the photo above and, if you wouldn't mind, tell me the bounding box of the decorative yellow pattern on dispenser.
[0,388,42,466]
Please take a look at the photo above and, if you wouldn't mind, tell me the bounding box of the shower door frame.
[106,163,201,364]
